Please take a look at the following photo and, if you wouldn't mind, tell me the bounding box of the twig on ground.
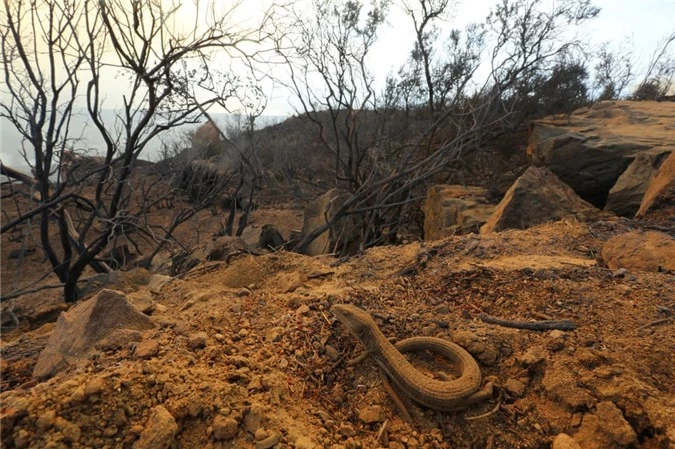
[1,283,65,302]
[376,419,389,445]
[464,399,502,421]
[636,317,673,332]
[479,313,577,331]
[307,271,335,280]
[174,261,227,279]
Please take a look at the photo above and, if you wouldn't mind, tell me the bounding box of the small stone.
[518,348,547,368]
[248,377,263,391]
[549,330,566,339]
[237,288,252,297]
[596,401,637,446]
[324,345,340,361]
[173,321,191,336]
[296,304,310,315]
[434,305,450,314]
[244,405,266,434]
[337,423,356,437]
[154,304,168,313]
[504,379,526,397]
[358,405,385,424]
[84,378,105,397]
[14,429,31,448]
[135,340,160,359]
[54,417,81,443]
[133,405,178,449]
[103,425,119,437]
[188,332,208,350]
[552,433,581,449]
[212,415,239,441]
[214,333,226,343]
[255,428,270,441]
[238,328,249,338]
[294,436,317,449]
[388,442,405,449]
[476,346,499,366]
[67,387,86,405]
[255,431,281,449]
[612,268,629,278]
[37,410,56,431]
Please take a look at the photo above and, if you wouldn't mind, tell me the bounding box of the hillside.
[1,101,674,449]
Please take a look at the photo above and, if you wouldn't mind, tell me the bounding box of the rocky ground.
[1,217,673,449]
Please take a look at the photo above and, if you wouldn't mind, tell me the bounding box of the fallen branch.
[479,313,577,331]
[464,399,502,421]
[1,283,66,302]
[636,317,673,332]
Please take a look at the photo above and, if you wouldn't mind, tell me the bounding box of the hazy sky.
[258,0,675,114]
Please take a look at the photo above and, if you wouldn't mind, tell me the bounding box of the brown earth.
[1,216,674,448]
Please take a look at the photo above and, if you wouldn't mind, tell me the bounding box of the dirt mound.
[1,220,673,448]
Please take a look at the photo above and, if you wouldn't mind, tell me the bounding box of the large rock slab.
[423,185,495,239]
[527,101,675,207]
[33,289,156,380]
[601,231,675,272]
[604,149,671,217]
[481,167,600,234]
[636,150,675,219]
[301,188,360,256]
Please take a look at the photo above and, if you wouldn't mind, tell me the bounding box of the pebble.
[214,333,226,343]
[154,304,168,313]
[188,332,208,350]
[358,405,385,424]
[504,379,527,397]
[337,423,356,437]
[84,379,105,397]
[595,401,637,446]
[244,405,266,434]
[552,433,581,449]
[294,436,317,449]
[133,405,178,449]
[255,432,281,449]
[55,417,81,443]
[67,387,86,405]
[135,340,160,359]
[36,410,56,431]
[434,305,450,314]
[324,345,340,361]
[212,415,239,441]
[255,428,270,441]
[296,304,311,315]
[173,321,191,336]
[247,377,263,391]
[518,348,547,369]
[612,268,629,278]
[14,429,31,448]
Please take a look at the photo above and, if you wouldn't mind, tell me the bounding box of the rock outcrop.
[301,188,360,256]
[423,185,495,239]
[481,167,600,234]
[636,150,675,219]
[527,101,675,207]
[33,289,156,380]
[604,149,671,217]
[601,231,675,272]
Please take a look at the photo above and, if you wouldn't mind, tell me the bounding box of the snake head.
[331,304,377,342]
